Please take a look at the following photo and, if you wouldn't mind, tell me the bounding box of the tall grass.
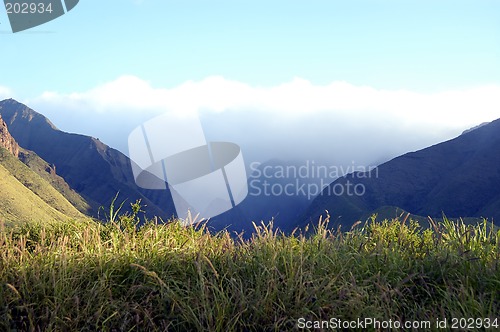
[0,208,499,331]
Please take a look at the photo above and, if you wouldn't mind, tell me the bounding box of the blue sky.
[1,0,499,167]
[1,0,499,95]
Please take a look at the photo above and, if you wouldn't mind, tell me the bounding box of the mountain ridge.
[300,118,500,228]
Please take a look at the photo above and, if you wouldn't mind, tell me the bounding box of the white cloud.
[33,75,500,121]
[26,76,500,168]
[0,86,13,100]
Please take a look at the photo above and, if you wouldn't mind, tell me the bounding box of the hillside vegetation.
[18,148,92,214]
[1,207,498,331]
[0,147,87,226]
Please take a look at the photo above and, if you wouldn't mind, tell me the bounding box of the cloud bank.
[17,76,500,171]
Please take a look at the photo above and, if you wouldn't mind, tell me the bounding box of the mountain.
[301,118,500,228]
[0,115,86,226]
[0,99,176,221]
[0,113,90,215]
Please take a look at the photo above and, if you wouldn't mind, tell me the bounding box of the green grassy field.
[0,206,499,331]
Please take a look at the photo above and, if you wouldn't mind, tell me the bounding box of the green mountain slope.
[18,149,93,214]
[0,147,86,226]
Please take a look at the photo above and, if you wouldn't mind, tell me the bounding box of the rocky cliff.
[0,114,19,157]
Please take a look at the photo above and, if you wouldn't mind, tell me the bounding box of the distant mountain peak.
[0,98,58,131]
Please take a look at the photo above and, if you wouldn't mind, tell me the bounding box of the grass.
[0,207,499,331]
